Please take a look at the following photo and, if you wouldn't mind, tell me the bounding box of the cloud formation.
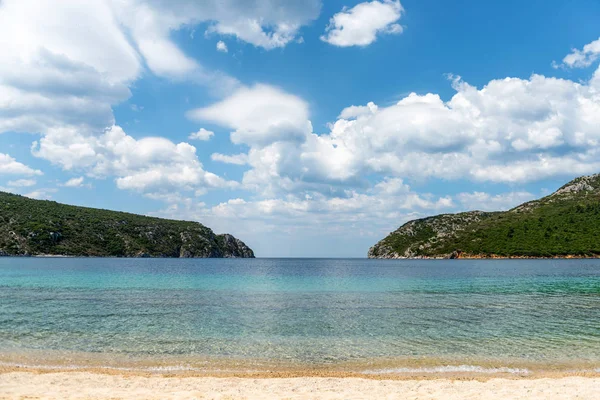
[189,128,215,141]
[189,66,600,203]
[211,153,249,165]
[216,41,228,53]
[7,179,37,188]
[0,154,42,176]
[1,0,320,199]
[562,37,600,68]
[31,125,237,196]
[189,84,312,147]
[62,177,86,188]
[321,1,404,47]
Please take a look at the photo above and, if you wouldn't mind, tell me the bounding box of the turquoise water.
[1,258,599,372]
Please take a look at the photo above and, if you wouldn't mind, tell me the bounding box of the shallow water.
[1,258,599,373]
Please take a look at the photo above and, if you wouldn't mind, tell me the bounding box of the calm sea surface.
[1,258,599,373]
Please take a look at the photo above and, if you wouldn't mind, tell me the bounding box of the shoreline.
[1,353,599,380]
[2,365,600,380]
[2,254,600,259]
[368,254,600,260]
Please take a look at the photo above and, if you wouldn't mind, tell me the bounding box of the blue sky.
[1,0,600,257]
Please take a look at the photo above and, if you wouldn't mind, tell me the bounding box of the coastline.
[368,253,600,260]
[2,363,600,380]
[1,349,599,379]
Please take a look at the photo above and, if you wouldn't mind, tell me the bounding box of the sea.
[0,258,599,375]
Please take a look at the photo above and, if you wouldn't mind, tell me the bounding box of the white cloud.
[62,177,86,187]
[455,191,535,212]
[179,36,600,255]
[0,0,321,203]
[0,0,321,136]
[24,188,57,200]
[0,0,281,199]
[188,128,215,141]
[562,37,600,68]
[216,41,228,53]
[321,1,404,47]
[189,64,600,202]
[189,84,312,146]
[211,153,249,165]
[32,125,238,196]
[0,0,141,83]
[7,179,36,187]
[318,74,600,184]
[0,153,42,176]
[338,102,378,119]
[152,178,456,256]
[201,0,322,49]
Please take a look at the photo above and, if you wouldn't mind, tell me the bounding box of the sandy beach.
[0,371,599,399]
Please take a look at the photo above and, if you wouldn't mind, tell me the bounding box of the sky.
[1,0,600,257]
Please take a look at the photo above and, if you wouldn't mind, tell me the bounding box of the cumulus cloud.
[216,41,228,53]
[23,188,57,200]
[189,68,600,201]
[211,153,249,165]
[323,74,600,183]
[0,153,42,176]
[0,0,320,134]
[189,128,215,141]
[321,1,404,47]
[200,0,321,49]
[152,177,456,256]
[0,0,314,198]
[562,37,600,68]
[455,191,536,212]
[189,84,312,146]
[61,177,86,188]
[32,125,238,196]
[7,179,36,187]
[338,102,378,119]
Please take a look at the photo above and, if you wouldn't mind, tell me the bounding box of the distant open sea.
[1,258,599,375]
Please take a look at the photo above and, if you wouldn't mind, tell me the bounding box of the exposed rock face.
[552,173,600,197]
[0,191,255,258]
[177,232,254,258]
[217,234,255,258]
[368,211,490,259]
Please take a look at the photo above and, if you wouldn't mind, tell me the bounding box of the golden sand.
[1,371,599,399]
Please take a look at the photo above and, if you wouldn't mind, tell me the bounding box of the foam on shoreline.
[363,365,531,374]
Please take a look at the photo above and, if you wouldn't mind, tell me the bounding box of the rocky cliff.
[369,174,600,259]
[0,191,254,258]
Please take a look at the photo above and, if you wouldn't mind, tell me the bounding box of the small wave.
[0,361,264,374]
[0,361,202,372]
[363,365,530,374]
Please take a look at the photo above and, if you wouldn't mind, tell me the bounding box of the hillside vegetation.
[0,192,254,258]
[369,174,600,259]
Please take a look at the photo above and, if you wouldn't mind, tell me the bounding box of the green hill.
[0,192,254,258]
[368,174,600,259]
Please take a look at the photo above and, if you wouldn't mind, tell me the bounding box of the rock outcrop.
[368,211,491,259]
[369,173,600,259]
[217,234,255,258]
